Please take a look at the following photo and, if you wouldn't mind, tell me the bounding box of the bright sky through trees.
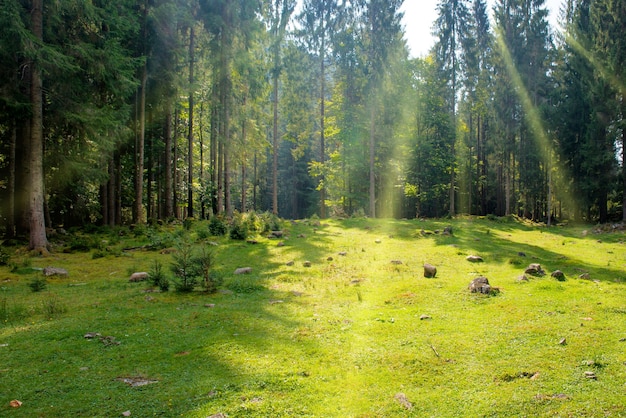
[401,0,563,57]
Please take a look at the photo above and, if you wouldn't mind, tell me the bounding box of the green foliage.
[208,216,228,236]
[226,276,265,294]
[41,293,66,317]
[170,238,199,292]
[0,247,9,266]
[28,277,48,292]
[229,213,249,241]
[149,260,169,292]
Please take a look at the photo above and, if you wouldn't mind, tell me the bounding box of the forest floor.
[1,216,625,417]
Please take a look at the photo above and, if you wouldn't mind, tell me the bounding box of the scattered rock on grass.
[551,270,566,281]
[303,261,312,267]
[420,314,432,320]
[517,274,529,282]
[469,276,498,294]
[338,251,347,256]
[423,263,437,278]
[394,393,413,410]
[584,371,597,380]
[579,272,591,280]
[286,260,295,266]
[466,255,483,263]
[525,263,546,276]
[234,267,252,275]
[391,260,403,265]
[129,272,149,282]
[43,267,68,277]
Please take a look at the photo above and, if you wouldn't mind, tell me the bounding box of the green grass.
[1,217,625,417]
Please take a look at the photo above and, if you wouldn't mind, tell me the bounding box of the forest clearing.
[1,216,625,417]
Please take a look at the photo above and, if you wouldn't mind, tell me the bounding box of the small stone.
[338,251,347,256]
[269,300,284,305]
[391,260,403,265]
[327,257,334,261]
[423,263,437,278]
[246,239,258,244]
[375,239,382,244]
[517,274,529,282]
[43,267,69,277]
[277,241,285,247]
[204,304,216,308]
[525,263,545,276]
[551,270,566,281]
[518,252,527,257]
[234,267,252,275]
[10,400,22,408]
[394,393,413,410]
[84,332,101,339]
[286,260,295,266]
[559,337,567,345]
[129,272,149,282]
[420,314,432,320]
[122,411,131,417]
[466,255,483,263]
[303,261,312,267]
[579,272,591,280]
[584,371,597,380]
[297,234,306,238]
[270,230,284,238]
[469,276,493,294]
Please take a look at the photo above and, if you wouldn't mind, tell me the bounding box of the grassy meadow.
[1,216,625,417]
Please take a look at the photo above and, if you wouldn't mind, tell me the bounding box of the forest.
[0,0,625,252]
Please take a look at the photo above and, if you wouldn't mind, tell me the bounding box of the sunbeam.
[494,26,577,220]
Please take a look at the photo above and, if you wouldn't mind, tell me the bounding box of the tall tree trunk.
[164,99,174,219]
[134,65,147,224]
[272,70,279,215]
[210,86,219,215]
[187,25,195,219]
[108,154,116,226]
[369,102,376,218]
[224,104,232,217]
[200,101,205,219]
[6,124,16,238]
[29,0,48,252]
[173,109,180,219]
[320,38,326,219]
[241,113,247,212]
[147,115,153,221]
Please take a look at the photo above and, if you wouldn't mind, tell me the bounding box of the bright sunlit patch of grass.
[0,218,625,416]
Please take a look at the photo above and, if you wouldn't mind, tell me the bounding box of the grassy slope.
[0,217,625,417]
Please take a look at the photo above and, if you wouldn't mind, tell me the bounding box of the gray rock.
[525,263,545,276]
[466,255,483,263]
[129,272,148,282]
[469,276,493,294]
[43,267,69,277]
[551,270,566,281]
[234,267,252,275]
[423,263,437,278]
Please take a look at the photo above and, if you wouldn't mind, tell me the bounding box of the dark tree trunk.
[164,100,174,219]
[28,0,48,252]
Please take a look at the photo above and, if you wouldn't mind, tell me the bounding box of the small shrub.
[0,247,9,266]
[149,260,169,291]
[229,214,249,241]
[183,217,196,231]
[170,238,199,292]
[259,211,281,233]
[28,277,48,292]
[193,248,221,293]
[208,216,228,236]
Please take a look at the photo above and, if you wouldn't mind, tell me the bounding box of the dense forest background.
[0,0,625,251]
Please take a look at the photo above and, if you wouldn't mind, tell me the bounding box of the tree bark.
[271,64,278,215]
[187,25,195,219]
[28,0,48,252]
[369,102,376,218]
[164,99,174,219]
[6,124,16,238]
[134,65,147,224]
